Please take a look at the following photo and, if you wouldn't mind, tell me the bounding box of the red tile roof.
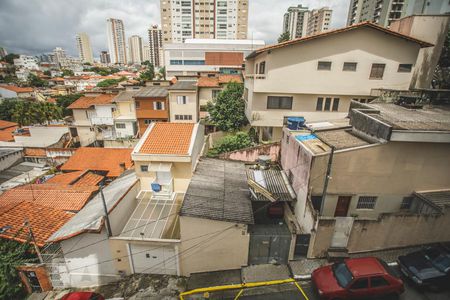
[0,120,18,142]
[218,74,243,84]
[67,94,116,109]
[24,148,47,157]
[0,120,18,129]
[46,170,104,186]
[0,85,34,93]
[139,123,195,155]
[0,201,73,247]
[60,147,133,177]
[248,22,433,59]
[197,77,220,88]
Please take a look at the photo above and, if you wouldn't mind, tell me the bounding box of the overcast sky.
[0,0,350,58]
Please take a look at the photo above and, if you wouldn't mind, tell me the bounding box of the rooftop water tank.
[287,117,305,130]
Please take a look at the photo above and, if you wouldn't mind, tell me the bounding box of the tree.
[96,77,126,87]
[160,66,166,80]
[27,74,48,87]
[38,102,63,124]
[0,99,19,121]
[55,93,84,116]
[278,31,290,43]
[1,53,19,65]
[142,60,151,67]
[139,63,155,81]
[215,132,252,153]
[43,70,51,76]
[61,69,74,77]
[11,101,62,126]
[433,29,450,89]
[206,82,248,132]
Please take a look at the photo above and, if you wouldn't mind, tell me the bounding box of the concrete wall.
[169,91,198,123]
[219,143,280,162]
[0,149,23,171]
[113,120,136,138]
[179,216,250,276]
[199,86,222,107]
[104,138,139,149]
[76,126,96,146]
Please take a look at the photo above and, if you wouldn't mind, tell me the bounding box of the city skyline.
[0,0,349,57]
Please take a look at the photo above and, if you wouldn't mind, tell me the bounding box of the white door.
[330,217,354,248]
[129,244,177,275]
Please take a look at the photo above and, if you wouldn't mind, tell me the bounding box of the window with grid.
[115,123,126,129]
[400,196,413,210]
[135,101,140,109]
[370,63,385,79]
[316,97,323,111]
[317,61,332,70]
[332,98,340,111]
[343,62,357,71]
[267,96,293,109]
[140,165,148,172]
[324,97,332,111]
[357,196,377,209]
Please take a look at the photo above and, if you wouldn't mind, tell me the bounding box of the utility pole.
[100,185,112,237]
[24,219,43,264]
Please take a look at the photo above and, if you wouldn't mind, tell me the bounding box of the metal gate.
[248,224,291,265]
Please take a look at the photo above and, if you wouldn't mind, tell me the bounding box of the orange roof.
[47,97,57,103]
[218,74,242,84]
[0,184,96,212]
[0,85,33,93]
[197,77,220,88]
[46,170,104,186]
[0,120,18,129]
[24,148,47,157]
[61,147,133,177]
[0,120,18,142]
[67,94,115,109]
[139,123,195,155]
[0,201,73,247]
[52,77,65,82]
[248,22,433,59]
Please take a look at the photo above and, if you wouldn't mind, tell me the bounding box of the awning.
[148,162,173,172]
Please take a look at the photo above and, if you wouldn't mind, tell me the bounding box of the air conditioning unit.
[251,112,260,121]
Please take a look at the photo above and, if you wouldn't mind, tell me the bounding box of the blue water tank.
[151,183,161,192]
[287,117,305,130]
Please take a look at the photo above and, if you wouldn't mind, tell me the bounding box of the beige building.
[107,18,127,64]
[160,0,248,43]
[244,22,432,142]
[148,25,163,67]
[306,7,332,36]
[168,81,198,123]
[75,32,94,64]
[128,35,143,64]
[280,101,450,258]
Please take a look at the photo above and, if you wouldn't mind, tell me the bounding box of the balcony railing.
[90,116,114,125]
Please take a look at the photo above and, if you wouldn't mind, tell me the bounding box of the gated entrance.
[248,223,291,265]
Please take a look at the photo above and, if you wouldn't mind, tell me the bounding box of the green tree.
[215,132,252,153]
[11,101,34,127]
[96,77,126,87]
[27,74,48,87]
[434,29,450,89]
[61,69,74,77]
[55,93,84,116]
[160,66,166,80]
[206,82,248,132]
[278,31,290,43]
[1,53,19,65]
[139,64,155,81]
[38,102,62,124]
[0,99,19,121]
[43,70,51,76]
[142,60,151,67]
[11,101,62,126]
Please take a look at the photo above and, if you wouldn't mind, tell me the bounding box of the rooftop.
[46,170,104,187]
[113,90,139,102]
[60,147,133,177]
[246,165,295,202]
[414,190,450,213]
[0,161,48,191]
[168,81,197,91]
[197,75,243,87]
[134,86,168,98]
[0,120,19,142]
[181,158,254,224]
[0,120,18,129]
[0,85,34,93]
[136,123,195,155]
[67,94,116,109]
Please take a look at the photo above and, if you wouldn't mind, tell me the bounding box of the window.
[170,59,183,65]
[255,63,259,74]
[351,278,369,290]
[177,95,188,104]
[259,61,266,74]
[212,89,221,98]
[324,97,332,111]
[400,196,413,210]
[115,123,126,129]
[332,98,340,111]
[317,61,332,70]
[316,97,324,111]
[371,276,390,288]
[175,114,192,120]
[343,62,357,71]
[357,196,377,209]
[140,165,148,172]
[153,101,164,110]
[398,64,413,73]
[135,101,140,109]
[370,63,385,79]
[267,96,293,109]
[183,60,205,65]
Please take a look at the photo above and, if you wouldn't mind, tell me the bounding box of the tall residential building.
[128,35,143,64]
[306,7,332,36]
[53,47,68,67]
[148,25,163,67]
[347,0,450,27]
[76,32,94,64]
[143,45,151,62]
[106,18,127,64]
[160,0,249,43]
[100,51,111,64]
[283,4,310,39]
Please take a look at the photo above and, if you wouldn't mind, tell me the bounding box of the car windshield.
[332,262,354,288]
[425,249,450,273]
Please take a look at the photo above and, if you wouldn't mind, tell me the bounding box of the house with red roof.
[0,85,34,99]
[0,120,19,142]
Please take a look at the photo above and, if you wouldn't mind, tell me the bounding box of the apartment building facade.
[76,32,94,64]
[107,18,127,64]
[148,25,164,67]
[160,0,249,43]
[133,86,170,135]
[111,91,139,139]
[283,4,310,39]
[306,7,332,36]
[100,51,111,64]
[244,22,432,141]
[168,81,198,123]
[128,35,143,64]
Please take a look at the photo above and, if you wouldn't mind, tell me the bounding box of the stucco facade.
[168,90,198,123]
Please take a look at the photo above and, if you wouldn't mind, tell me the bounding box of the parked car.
[312,257,404,300]
[398,245,450,289]
[61,292,105,300]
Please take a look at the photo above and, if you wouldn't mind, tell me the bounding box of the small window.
[332,98,340,112]
[371,276,390,288]
[316,97,323,111]
[153,101,164,110]
[177,95,188,104]
[398,64,412,73]
[351,278,369,290]
[175,115,180,120]
[135,101,140,109]
[267,96,293,109]
[357,196,377,209]
[317,61,332,70]
[259,61,266,74]
[140,165,148,172]
[255,63,259,74]
[370,63,385,79]
[343,62,357,71]
[400,196,413,210]
[324,97,332,111]
[115,123,126,129]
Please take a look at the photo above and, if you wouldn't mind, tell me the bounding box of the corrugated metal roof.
[414,190,450,212]
[181,158,254,224]
[134,86,168,98]
[246,166,295,202]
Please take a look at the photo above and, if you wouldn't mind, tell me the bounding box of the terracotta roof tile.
[0,121,18,142]
[67,94,116,109]
[0,201,73,246]
[139,123,195,155]
[0,120,18,129]
[46,171,85,185]
[60,147,133,177]
[197,77,220,88]
[0,85,34,93]
[46,170,104,186]
[24,148,47,157]
[218,74,243,84]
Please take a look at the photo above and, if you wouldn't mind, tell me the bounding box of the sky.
[0,0,350,58]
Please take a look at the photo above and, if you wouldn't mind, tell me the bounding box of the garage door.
[129,244,177,275]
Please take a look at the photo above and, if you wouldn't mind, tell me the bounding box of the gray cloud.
[0,0,350,57]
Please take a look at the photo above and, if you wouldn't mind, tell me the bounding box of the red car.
[312,257,404,300]
[61,292,105,300]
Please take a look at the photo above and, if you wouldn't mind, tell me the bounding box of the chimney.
[119,162,126,173]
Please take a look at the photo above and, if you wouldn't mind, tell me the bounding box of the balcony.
[90,116,114,125]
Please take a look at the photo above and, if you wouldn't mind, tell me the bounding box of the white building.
[76,32,94,64]
[160,0,249,43]
[164,38,265,78]
[53,47,68,67]
[283,4,310,39]
[107,18,127,64]
[13,55,39,70]
[148,25,163,67]
[128,35,143,64]
[142,45,151,62]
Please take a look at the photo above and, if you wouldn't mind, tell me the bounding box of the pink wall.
[220,143,280,162]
